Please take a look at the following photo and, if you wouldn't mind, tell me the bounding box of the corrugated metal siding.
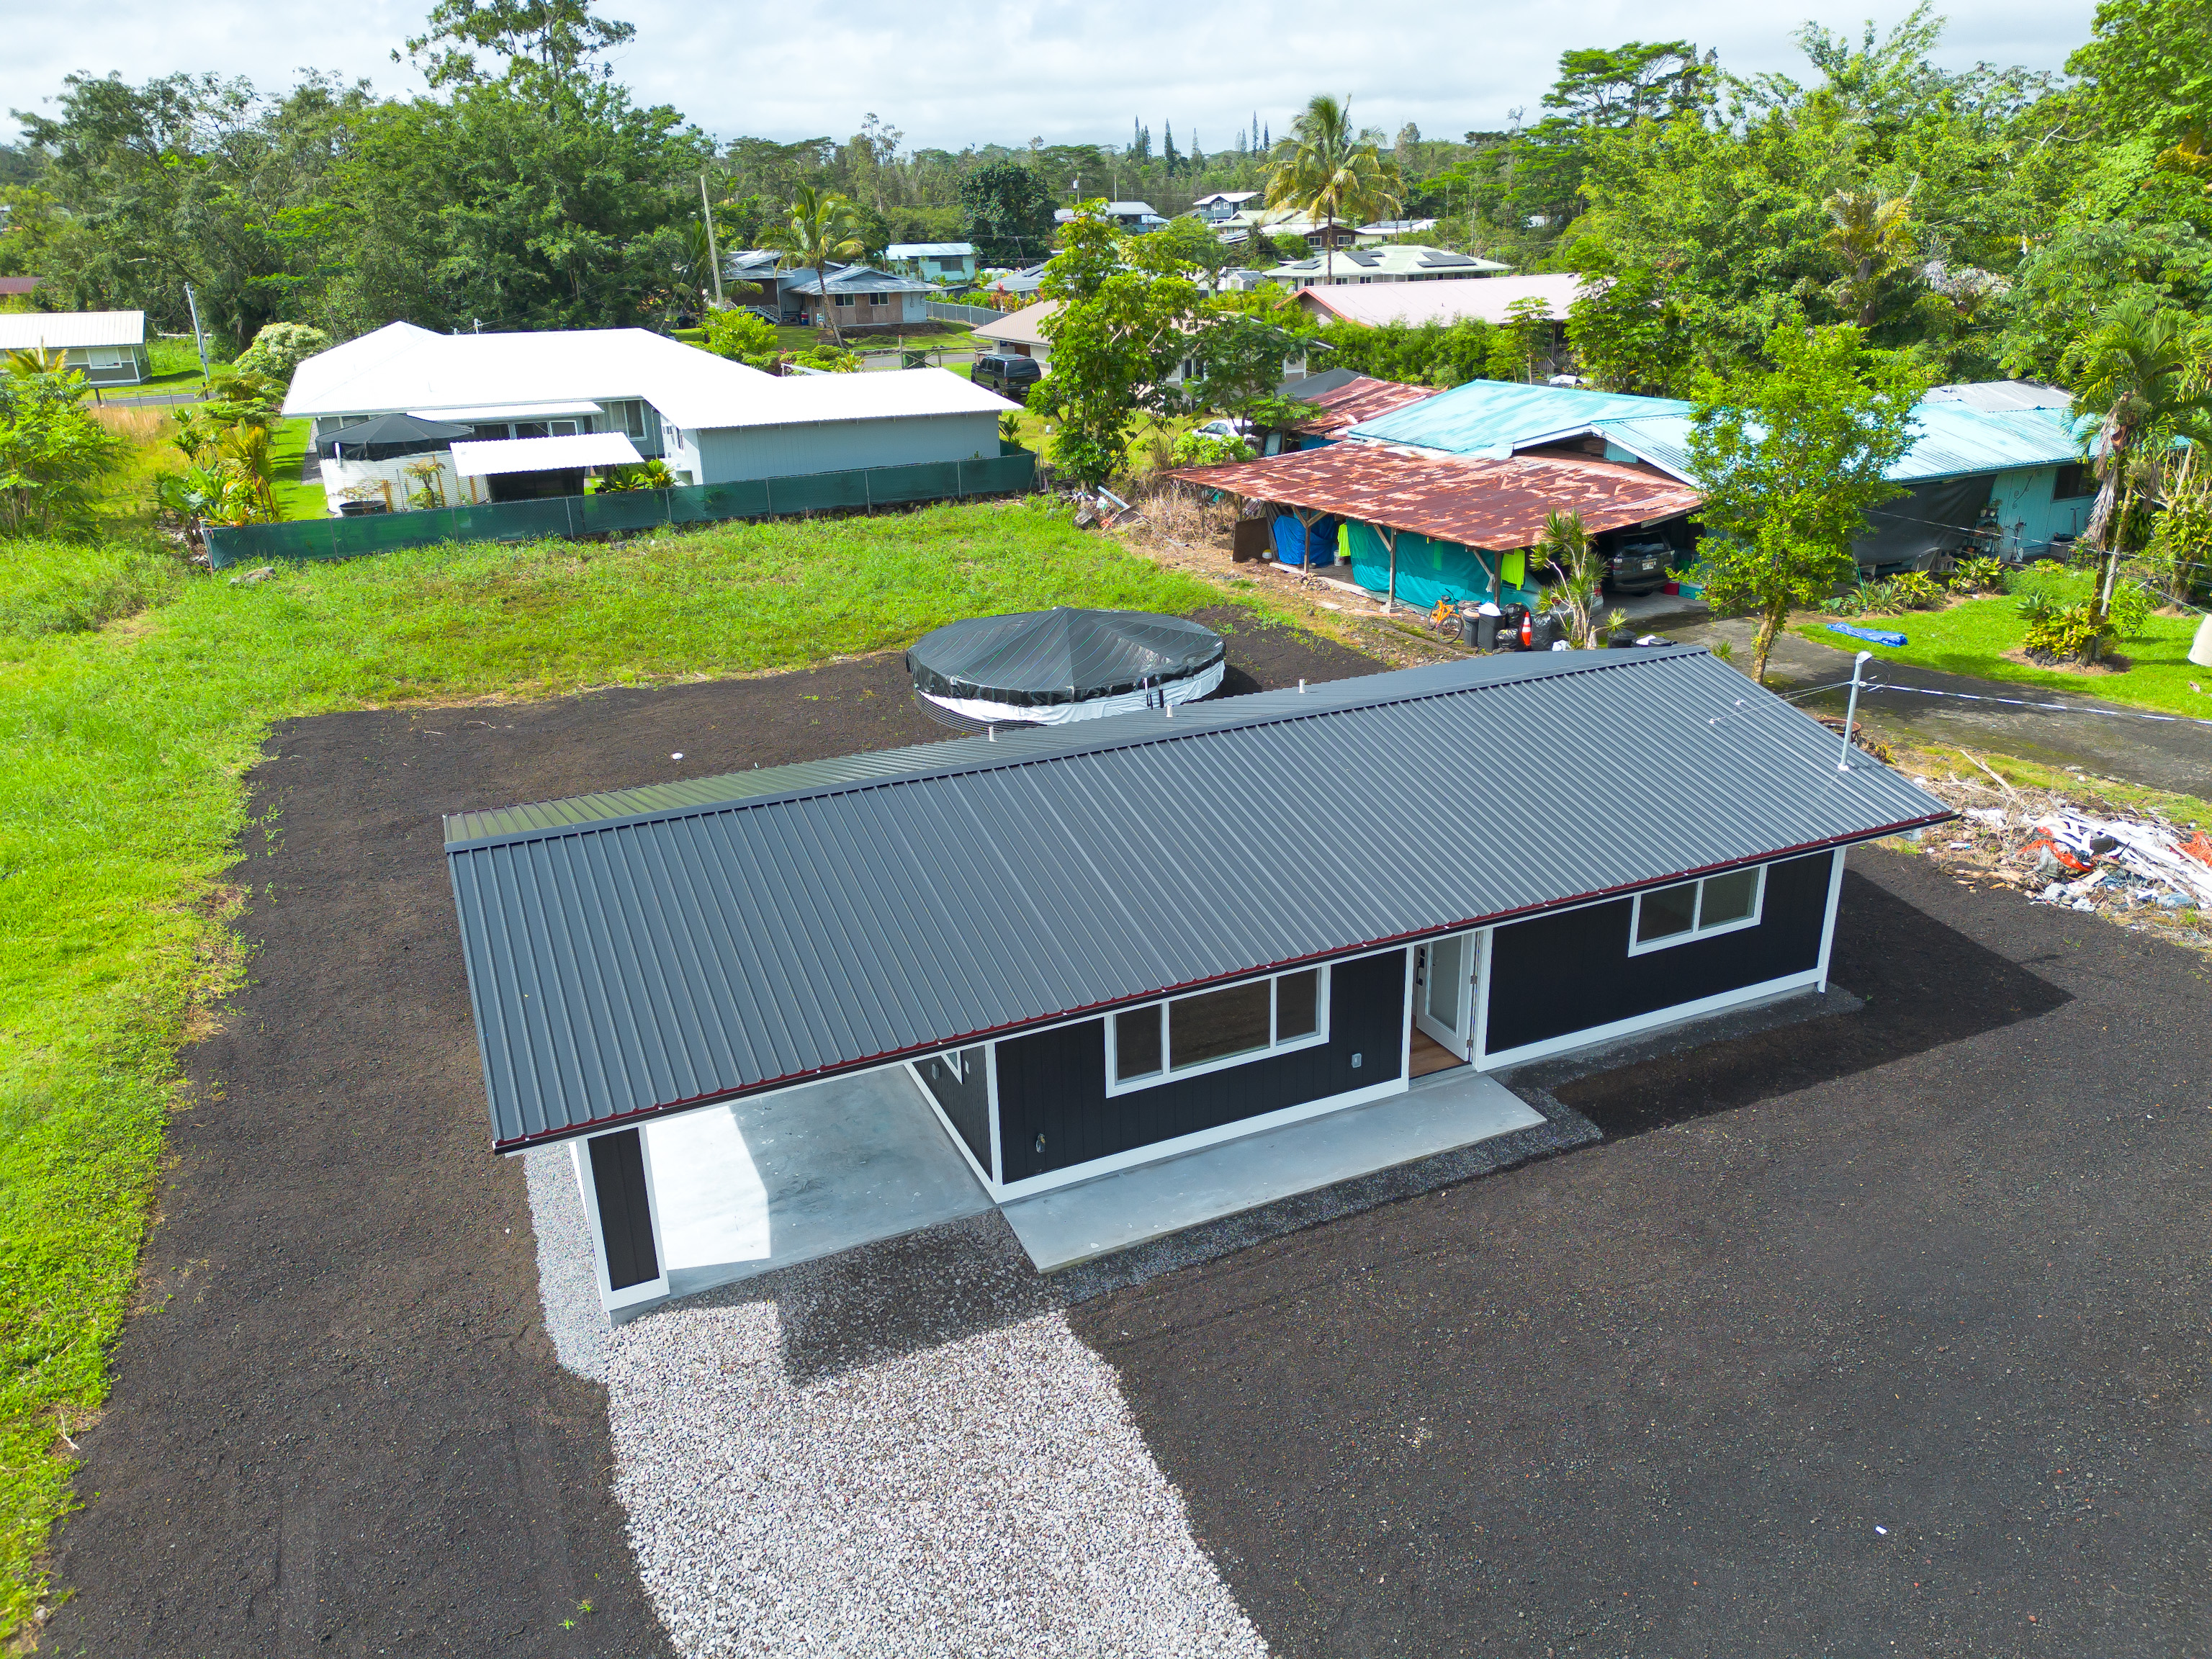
[1594,403,2083,486]
[447,649,1952,1150]
[698,412,998,481]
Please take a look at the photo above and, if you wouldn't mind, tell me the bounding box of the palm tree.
[2064,292,2212,616]
[5,345,68,377]
[770,185,867,348]
[1264,95,1403,287]
[1822,187,1915,328]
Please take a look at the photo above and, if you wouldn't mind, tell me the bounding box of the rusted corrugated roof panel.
[1170,444,1701,549]
[1288,374,1439,436]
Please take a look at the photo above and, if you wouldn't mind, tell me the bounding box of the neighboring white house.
[0,309,150,384]
[283,322,1016,512]
[885,243,979,285]
[1293,273,1587,328]
[970,301,1057,366]
[1262,245,1511,289]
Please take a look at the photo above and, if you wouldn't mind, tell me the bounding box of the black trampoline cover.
[907,608,1224,709]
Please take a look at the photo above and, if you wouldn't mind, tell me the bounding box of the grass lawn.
[0,503,1261,1636]
[1796,594,2212,719]
[269,417,323,521]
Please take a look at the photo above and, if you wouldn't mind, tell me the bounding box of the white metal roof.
[409,400,605,422]
[284,322,786,432]
[1298,273,1586,328]
[0,310,145,350]
[450,431,643,477]
[886,243,976,258]
[286,322,1016,436]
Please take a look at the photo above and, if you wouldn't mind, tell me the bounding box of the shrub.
[2017,588,2116,664]
[701,309,779,364]
[1169,430,1254,467]
[232,323,331,384]
[597,460,675,493]
[1888,570,1944,609]
[1950,555,2006,593]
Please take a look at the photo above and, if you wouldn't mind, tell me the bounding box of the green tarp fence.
[205,446,1038,570]
[1341,521,1543,612]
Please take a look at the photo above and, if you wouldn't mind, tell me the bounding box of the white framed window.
[549,419,578,437]
[1627,866,1766,956]
[1105,966,1329,1095]
[606,400,649,440]
[834,293,855,307]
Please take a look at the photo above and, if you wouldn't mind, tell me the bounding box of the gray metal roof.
[446,649,1951,1151]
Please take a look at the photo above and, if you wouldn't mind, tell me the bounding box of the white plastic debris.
[671,752,683,760]
[1965,807,2008,827]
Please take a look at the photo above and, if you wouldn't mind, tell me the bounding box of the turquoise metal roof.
[1347,379,1690,454]
[1593,401,2083,486]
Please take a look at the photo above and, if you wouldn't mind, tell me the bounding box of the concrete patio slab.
[1000,1069,1544,1272]
[640,1069,992,1301]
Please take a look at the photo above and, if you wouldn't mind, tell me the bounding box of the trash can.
[1472,603,1503,650]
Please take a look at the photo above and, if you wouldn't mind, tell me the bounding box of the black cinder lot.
[37,610,1371,1658]
[1070,852,2212,1659]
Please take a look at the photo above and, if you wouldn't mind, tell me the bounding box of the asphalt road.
[1676,616,2212,798]
[1071,850,2212,1658]
[38,611,1372,1657]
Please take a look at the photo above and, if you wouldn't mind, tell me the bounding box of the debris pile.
[1902,767,2211,951]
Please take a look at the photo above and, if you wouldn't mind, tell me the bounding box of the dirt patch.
[2001,645,2136,675]
[41,619,1381,1657]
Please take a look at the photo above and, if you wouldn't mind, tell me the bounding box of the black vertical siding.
[1483,851,1833,1056]
[588,1128,660,1290]
[994,948,1407,1184]
[914,1046,992,1173]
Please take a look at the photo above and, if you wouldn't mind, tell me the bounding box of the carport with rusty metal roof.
[1169,444,1703,611]
[445,648,1949,1313]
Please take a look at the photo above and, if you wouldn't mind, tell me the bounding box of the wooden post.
[379,478,393,513]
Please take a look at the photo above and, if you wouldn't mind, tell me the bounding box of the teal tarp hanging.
[1341,521,1542,611]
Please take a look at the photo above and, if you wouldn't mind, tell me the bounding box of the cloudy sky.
[6,0,2096,152]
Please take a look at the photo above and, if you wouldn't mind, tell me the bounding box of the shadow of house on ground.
[1552,868,2073,1141]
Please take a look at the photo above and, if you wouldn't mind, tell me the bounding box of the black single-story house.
[445,648,1951,1310]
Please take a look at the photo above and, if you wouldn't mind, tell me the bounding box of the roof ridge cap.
[443,649,1703,854]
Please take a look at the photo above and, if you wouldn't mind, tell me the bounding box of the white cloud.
[4,0,2096,152]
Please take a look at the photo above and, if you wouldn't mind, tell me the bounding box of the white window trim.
[1103,966,1331,1097]
[1626,865,1768,956]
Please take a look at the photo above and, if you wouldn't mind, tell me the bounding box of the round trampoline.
[907,608,1226,730]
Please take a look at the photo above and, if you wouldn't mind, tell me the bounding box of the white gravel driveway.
[529,1157,1267,1658]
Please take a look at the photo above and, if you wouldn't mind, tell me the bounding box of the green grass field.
[1797,589,2212,719]
[0,505,1255,1635]
[269,417,323,521]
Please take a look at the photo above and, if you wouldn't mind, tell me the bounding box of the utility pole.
[183,282,210,387]
[699,173,725,309]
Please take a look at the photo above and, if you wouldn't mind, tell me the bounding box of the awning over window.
[449,432,643,477]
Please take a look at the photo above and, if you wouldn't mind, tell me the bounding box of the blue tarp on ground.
[1342,521,1542,611]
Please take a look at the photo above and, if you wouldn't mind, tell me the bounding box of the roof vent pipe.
[1298,678,1306,693]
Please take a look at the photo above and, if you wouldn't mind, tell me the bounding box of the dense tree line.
[0,0,2203,385]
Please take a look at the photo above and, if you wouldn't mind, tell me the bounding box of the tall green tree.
[770,185,866,346]
[400,0,639,89]
[1264,96,1403,284]
[1686,323,1930,682]
[957,160,1056,266]
[2060,292,2212,612]
[0,367,120,540]
[1033,203,1204,486]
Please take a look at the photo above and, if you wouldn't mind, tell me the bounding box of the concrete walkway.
[1000,1069,1544,1271]
[1673,614,2212,797]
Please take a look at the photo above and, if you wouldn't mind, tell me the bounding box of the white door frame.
[1413,929,1482,1059]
